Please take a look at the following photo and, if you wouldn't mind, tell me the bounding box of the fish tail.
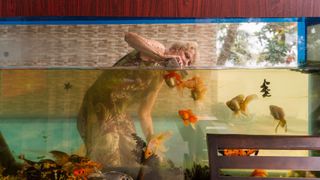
[148,131,172,157]
[175,81,185,96]
[241,94,258,113]
[190,123,196,130]
[156,131,173,142]
[158,144,168,152]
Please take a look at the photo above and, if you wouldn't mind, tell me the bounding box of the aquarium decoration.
[260,79,271,97]
[0,17,318,179]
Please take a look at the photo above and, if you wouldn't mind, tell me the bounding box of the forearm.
[138,111,154,141]
[138,80,164,141]
[125,32,166,60]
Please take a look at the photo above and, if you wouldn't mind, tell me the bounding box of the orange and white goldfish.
[178,109,198,129]
[176,76,207,101]
[163,71,183,88]
[163,72,206,101]
[251,169,268,177]
[226,94,258,116]
[144,131,172,159]
[269,105,287,133]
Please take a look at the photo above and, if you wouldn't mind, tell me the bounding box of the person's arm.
[138,79,164,141]
[125,32,166,60]
[125,32,183,67]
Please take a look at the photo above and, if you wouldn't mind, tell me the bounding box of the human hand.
[164,55,183,68]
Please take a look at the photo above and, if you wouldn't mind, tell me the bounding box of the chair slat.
[217,156,320,170]
[207,134,320,149]
[219,176,319,180]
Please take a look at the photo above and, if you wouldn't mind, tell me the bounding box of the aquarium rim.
[0,66,306,71]
[0,16,305,25]
[0,16,308,67]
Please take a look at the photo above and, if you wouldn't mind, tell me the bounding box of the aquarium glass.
[307,20,320,66]
[0,18,313,179]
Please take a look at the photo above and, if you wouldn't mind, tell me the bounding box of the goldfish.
[144,131,172,159]
[226,94,258,116]
[177,76,207,101]
[163,71,183,88]
[251,169,268,177]
[269,105,287,133]
[178,109,198,129]
[163,71,206,101]
[220,149,259,156]
[73,168,86,177]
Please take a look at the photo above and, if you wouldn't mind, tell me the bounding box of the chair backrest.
[207,134,320,180]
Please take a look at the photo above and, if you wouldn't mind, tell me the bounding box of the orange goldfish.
[220,149,259,156]
[178,109,198,129]
[73,168,86,177]
[226,94,258,116]
[163,71,183,88]
[251,169,268,177]
[269,105,287,133]
[144,131,172,159]
[177,76,207,101]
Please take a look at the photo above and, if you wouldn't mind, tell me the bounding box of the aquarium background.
[0,22,297,68]
[0,20,311,179]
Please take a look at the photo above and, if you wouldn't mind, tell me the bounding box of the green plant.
[184,163,210,180]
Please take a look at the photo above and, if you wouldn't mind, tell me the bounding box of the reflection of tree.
[217,24,240,65]
[217,23,296,66]
[229,30,252,65]
[256,23,296,64]
[217,24,252,66]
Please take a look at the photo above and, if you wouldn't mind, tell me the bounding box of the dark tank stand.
[0,132,22,176]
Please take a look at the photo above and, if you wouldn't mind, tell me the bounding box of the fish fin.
[284,120,288,132]
[158,144,168,152]
[233,94,245,102]
[154,131,173,143]
[147,131,172,158]
[240,110,248,117]
[241,94,258,114]
[190,123,196,130]
[176,81,185,94]
[275,121,281,133]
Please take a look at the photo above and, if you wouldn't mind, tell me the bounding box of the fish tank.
[0,17,317,179]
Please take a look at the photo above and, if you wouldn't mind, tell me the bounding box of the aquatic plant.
[132,133,161,180]
[184,163,210,180]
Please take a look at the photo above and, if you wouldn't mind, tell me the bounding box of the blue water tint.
[135,118,190,166]
[0,118,192,166]
[0,118,83,160]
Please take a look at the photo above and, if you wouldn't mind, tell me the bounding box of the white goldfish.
[226,94,258,116]
[144,131,172,159]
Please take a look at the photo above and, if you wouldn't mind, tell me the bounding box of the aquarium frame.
[0,16,307,67]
